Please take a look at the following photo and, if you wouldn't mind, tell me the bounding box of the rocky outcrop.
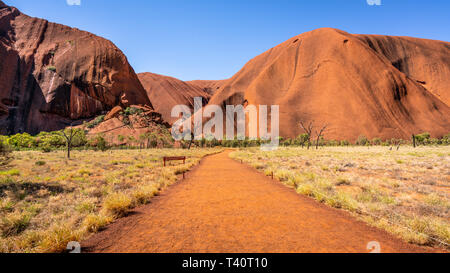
[0,1,151,134]
[206,28,450,140]
[87,105,169,147]
[138,72,210,124]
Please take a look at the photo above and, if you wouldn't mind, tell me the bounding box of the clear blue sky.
[5,0,450,81]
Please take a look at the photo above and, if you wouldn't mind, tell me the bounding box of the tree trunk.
[67,143,71,159]
[188,133,194,150]
[412,134,416,148]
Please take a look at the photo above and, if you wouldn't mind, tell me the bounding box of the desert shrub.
[326,140,339,146]
[143,132,159,148]
[46,66,57,72]
[295,134,309,146]
[35,161,46,166]
[7,133,36,149]
[0,141,12,166]
[442,133,450,145]
[356,135,369,146]
[121,107,143,117]
[36,132,65,148]
[41,145,52,153]
[340,140,350,146]
[87,115,105,129]
[415,132,431,145]
[281,138,292,147]
[91,135,109,151]
[371,138,382,145]
[0,169,20,176]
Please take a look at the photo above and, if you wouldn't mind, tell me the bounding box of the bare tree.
[300,121,314,150]
[300,121,328,150]
[188,132,195,150]
[61,125,81,159]
[315,125,328,150]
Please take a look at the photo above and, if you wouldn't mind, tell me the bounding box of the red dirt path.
[83,151,434,253]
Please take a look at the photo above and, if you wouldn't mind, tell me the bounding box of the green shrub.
[122,107,143,116]
[356,135,369,146]
[415,132,431,145]
[0,141,12,166]
[35,161,46,166]
[94,136,109,152]
[36,132,65,148]
[7,133,36,149]
[46,66,57,72]
[87,115,105,129]
[340,140,350,146]
[371,138,382,145]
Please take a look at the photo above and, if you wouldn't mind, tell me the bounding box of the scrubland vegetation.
[0,148,221,253]
[0,127,448,252]
[230,146,449,249]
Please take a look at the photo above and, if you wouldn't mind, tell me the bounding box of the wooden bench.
[163,156,186,167]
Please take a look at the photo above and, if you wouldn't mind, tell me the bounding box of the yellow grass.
[0,148,221,253]
[230,146,450,249]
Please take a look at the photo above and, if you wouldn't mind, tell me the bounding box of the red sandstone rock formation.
[138,72,211,124]
[206,28,450,140]
[0,1,151,134]
[187,79,228,96]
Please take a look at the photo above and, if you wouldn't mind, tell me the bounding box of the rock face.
[0,1,151,134]
[187,79,228,96]
[138,72,210,124]
[207,28,450,140]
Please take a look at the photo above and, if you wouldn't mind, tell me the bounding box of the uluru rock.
[206,28,450,140]
[187,79,228,96]
[0,1,151,134]
[138,72,211,124]
[354,34,450,106]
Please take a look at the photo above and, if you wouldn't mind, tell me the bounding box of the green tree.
[60,127,84,159]
[414,132,431,145]
[95,135,109,152]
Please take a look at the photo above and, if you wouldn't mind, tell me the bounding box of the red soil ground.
[83,151,436,253]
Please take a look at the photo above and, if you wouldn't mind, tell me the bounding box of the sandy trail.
[83,151,431,253]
